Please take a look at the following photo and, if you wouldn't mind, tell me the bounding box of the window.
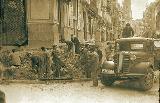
[131,44,144,50]
[117,42,145,51]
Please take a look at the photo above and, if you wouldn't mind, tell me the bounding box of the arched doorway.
[0,0,27,46]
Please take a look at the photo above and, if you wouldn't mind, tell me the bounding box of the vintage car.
[100,37,160,90]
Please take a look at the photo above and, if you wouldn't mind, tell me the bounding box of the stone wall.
[27,0,59,48]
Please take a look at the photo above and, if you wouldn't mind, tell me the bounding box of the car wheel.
[139,68,154,91]
[101,75,115,86]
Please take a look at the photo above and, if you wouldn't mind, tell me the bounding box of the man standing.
[62,39,74,52]
[0,62,5,81]
[71,34,80,54]
[51,46,66,78]
[40,47,50,79]
[122,23,134,38]
[10,49,21,67]
[80,44,90,78]
[96,46,103,64]
[88,46,99,87]
[105,42,112,60]
[96,46,103,77]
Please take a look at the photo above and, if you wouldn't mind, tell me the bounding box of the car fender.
[102,60,115,70]
[130,62,153,74]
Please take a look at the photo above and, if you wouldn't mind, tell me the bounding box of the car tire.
[101,75,115,86]
[138,68,154,91]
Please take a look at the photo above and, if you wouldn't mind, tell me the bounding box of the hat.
[126,23,130,26]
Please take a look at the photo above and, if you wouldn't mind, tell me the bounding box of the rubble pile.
[59,52,85,79]
[0,45,88,80]
[14,52,37,80]
[53,46,85,79]
[0,50,11,67]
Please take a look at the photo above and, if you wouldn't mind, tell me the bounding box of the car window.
[118,42,130,51]
[131,44,144,50]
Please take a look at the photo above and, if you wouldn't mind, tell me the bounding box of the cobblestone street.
[0,81,159,103]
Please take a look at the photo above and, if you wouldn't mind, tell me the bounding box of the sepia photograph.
[0,0,159,103]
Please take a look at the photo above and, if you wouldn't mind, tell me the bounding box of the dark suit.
[122,26,134,38]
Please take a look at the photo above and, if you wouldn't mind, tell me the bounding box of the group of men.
[63,34,80,54]
[0,22,134,83]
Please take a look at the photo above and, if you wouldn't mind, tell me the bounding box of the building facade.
[142,0,160,38]
[122,0,132,23]
[27,0,115,48]
[0,0,125,48]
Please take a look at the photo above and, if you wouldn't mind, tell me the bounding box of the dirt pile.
[0,47,86,80]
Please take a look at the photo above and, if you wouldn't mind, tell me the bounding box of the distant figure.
[39,47,50,79]
[62,39,74,52]
[122,23,134,38]
[51,49,66,78]
[71,34,80,54]
[95,46,103,77]
[105,42,112,60]
[80,44,90,78]
[10,49,21,66]
[96,46,103,64]
[0,62,5,81]
[88,47,99,87]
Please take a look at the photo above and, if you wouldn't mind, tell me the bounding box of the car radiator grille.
[122,55,130,73]
[114,54,130,73]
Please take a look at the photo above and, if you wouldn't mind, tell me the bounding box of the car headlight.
[130,55,136,61]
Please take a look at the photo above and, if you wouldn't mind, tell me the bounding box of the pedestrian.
[105,42,112,60]
[96,46,103,64]
[39,47,50,79]
[9,49,21,67]
[31,54,40,74]
[122,23,134,38]
[80,44,90,78]
[0,62,5,81]
[51,47,66,78]
[71,34,80,54]
[88,46,99,87]
[95,46,103,76]
[62,39,74,52]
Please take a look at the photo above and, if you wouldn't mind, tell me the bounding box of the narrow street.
[0,81,159,103]
[0,0,159,103]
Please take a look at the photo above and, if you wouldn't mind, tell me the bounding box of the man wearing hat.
[88,46,99,86]
[122,23,134,38]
